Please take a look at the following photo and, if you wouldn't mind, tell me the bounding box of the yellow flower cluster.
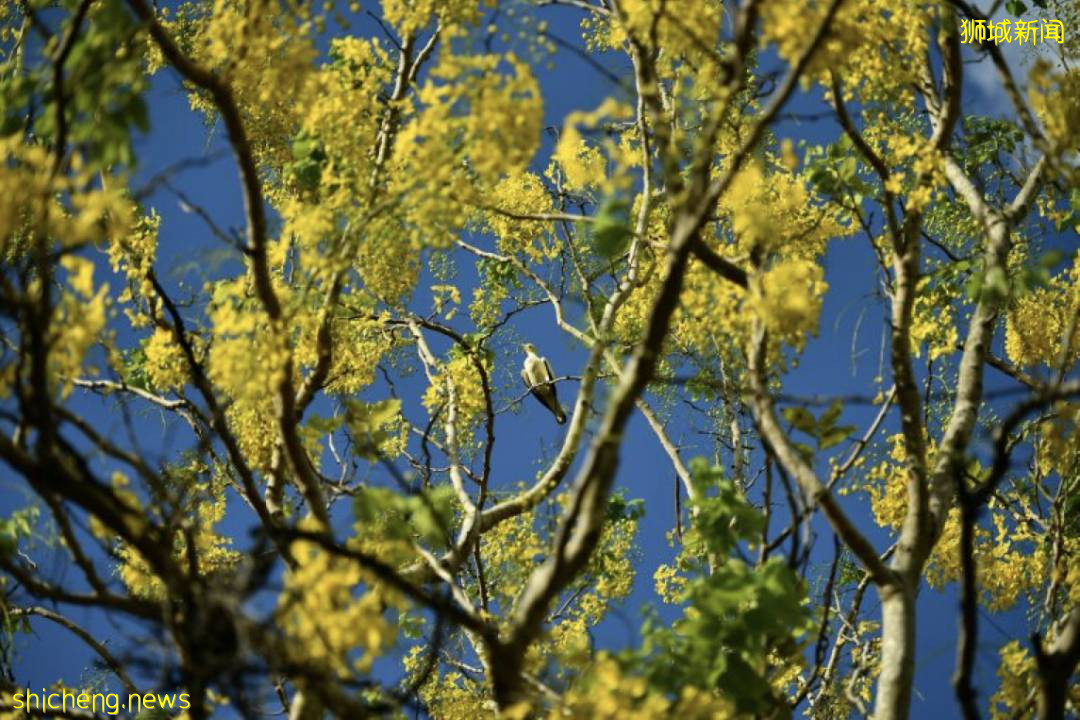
[207,281,289,409]
[421,353,491,435]
[277,533,398,677]
[485,171,559,262]
[553,124,609,193]
[655,557,700,607]
[990,635,1080,719]
[672,257,748,353]
[881,133,946,213]
[111,211,161,330]
[922,508,1045,612]
[910,277,959,361]
[1061,536,1080,608]
[580,0,726,92]
[0,140,132,261]
[762,0,930,102]
[403,651,489,720]
[406,496,640,713]
[278,198,335,266]
[51,257,111,398]
[586,0,723,51]
[476,505,548,609]
[354,224,422,301]
[615,161,845,362]
[721,160,836,259]
[859,433,912,529]
[1035,403,1080,480]
[1005,252,1080,368]
[176,0,318,165]
[552,654,735,720]
[989,641,1035,720]
[469,281,510,331]
[143,327,189,392]
[89,471,144,543]
[391,51,542,247]
[551,99,634,193]
[381,0,493,36]
[1030,62,1080,152]
[292,35,390,196]
[749,259,829,344]
[288,297,388,398]
[860,435,1044,610]
[207,278,290,469]
[547,512,638,671]
[329,315,391,396]
[116,470,238,601]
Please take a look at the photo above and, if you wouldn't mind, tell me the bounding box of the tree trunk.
[1034,607,1080,720]
[873,582,917,720]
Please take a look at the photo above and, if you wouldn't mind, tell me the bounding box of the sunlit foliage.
[0,0,1077,719]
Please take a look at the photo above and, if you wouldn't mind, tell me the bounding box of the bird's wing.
[522,355,564,422]
[542,358,559,404]
[530,383,560,417]
[541,358,555,383]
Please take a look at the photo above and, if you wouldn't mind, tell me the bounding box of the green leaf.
[127,96,150,134]
[122,345,151,391]
[0,531,15,560]
[1035,249,1064,271]
[344,398,402,460]
[781,406,817,435]
[839,156,858,182]
[808,165,836,194]
[594,220,631,259]
[400,612,426,639]
[592,197,632,259]
[607,492,646,521]
[965,269,984,302]
[290,132,327,191]
[305,414,344,436]
[983,265,1009,306]
[368,398,402,427]
[968,265,1011,306]
[291,158,323,191]
[407,492,454,548]
[818,399,844,431]
[819,425,856,451]
[1005,0,1027,15]
[291,134,325,162]
[1055,212,1080,233]
[1011,251,1062,299]
[0,507,39,560]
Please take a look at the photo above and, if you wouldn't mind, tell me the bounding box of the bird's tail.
[556,407,566,424]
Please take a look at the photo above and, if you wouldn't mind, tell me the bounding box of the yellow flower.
[749,259,828,342]
[144,327,189,391]
[1006,252,1080,367]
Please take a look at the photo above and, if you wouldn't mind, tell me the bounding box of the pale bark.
[864,12,1051,717]
[1034,607,1080,720]
[876,584,918,720]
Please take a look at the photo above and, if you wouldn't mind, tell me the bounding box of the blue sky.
[3,1,1074,716]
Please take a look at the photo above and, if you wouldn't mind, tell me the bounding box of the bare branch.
[11,606,139,694]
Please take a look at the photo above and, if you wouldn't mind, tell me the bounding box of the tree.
[0,0,1077,718]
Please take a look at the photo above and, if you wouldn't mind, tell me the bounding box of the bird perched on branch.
[521,342,565,424]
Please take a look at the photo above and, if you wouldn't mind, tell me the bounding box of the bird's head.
[522,342,538,355]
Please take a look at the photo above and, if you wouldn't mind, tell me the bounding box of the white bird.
[521,343,565,424]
